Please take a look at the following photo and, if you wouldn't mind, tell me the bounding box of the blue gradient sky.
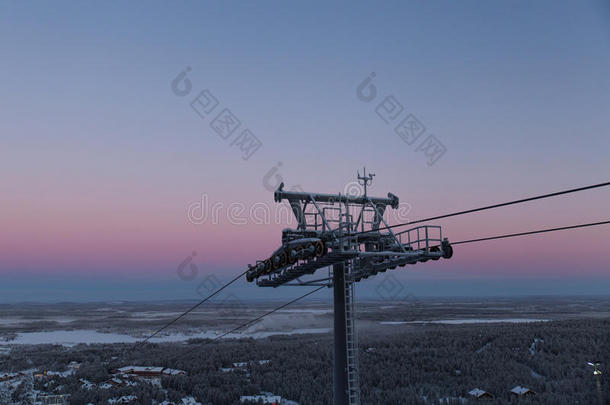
[1,1,609,302]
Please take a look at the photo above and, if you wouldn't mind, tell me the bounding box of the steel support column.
[333,262,348,405]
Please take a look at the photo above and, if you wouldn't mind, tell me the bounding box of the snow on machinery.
[246,170,453,285]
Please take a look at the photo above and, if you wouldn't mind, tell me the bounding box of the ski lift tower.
[245,169,454,405]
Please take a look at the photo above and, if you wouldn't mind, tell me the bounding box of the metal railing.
[396,225,442,251]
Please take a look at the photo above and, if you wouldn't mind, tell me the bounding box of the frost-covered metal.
[245,169,454,405]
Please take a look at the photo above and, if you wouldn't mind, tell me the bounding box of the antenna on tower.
[357,167,375,197]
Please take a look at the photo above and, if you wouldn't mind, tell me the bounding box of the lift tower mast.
[245,170,453,405]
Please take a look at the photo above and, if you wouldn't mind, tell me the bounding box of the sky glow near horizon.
[1,1,609,301]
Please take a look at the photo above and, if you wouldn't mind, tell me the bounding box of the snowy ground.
[1,327,332,347]
[380,318,550,325]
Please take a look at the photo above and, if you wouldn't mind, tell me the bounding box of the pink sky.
[1,1,609,302]
[1,176,608,278]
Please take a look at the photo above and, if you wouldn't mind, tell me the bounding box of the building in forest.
[34,393,70,405]
[240,392,282,404]
[510,386,536,396]
[468,388,494,399]
[115,366,186,377]
[108,395,138,404]
[0,372,24,382]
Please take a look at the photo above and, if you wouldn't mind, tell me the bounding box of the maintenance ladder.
[345,260,360,405]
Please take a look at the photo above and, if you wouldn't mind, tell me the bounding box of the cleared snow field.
[3,330,143,345]
[1,327,332,346]
[0,317,76,325]
[380,318,550,325]
[276,309,333,314]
